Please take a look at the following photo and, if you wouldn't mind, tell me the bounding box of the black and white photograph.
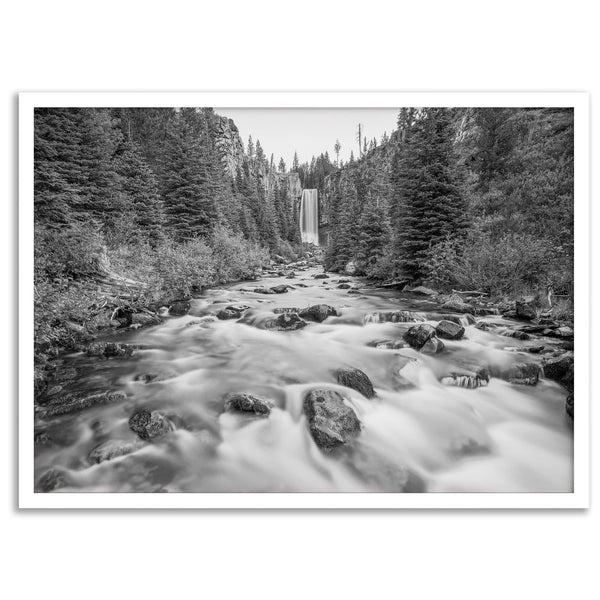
[22,95,586,503]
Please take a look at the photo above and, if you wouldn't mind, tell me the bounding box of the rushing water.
[300,189,319,245]
[34,266,573,493]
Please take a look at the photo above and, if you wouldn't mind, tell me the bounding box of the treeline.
[323,107,574,301]
[34,107,301,361]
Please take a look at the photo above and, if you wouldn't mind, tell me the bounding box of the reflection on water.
[34,267,573,493]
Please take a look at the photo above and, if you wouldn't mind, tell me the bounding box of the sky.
[214,107,400,167]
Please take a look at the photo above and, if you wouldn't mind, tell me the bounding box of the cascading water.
[33,265,573,494]
[300,189,319,245]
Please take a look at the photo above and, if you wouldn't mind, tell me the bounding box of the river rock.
[420,337,445,354]
[337,283,351,289]
[303,389,361,450]
[566,394,574,419]
[435,320,465,340]
[169,300,191,315]
[264,312,307,331]
[40,390,127,418]
[543,352,574,390]
[36,468,72,492]
[338,278,350,283]
[224,393,273,416]
[299,304,338,322]
[253,287,275,294]
[129,410,174,440]
[441,294,473,313]
[86,342,135,358]
[270,284,290,294]
[336,367,375,398]
[501,329,531,340]
[497,362,542,385]
[216,305,249,320]
[88,439,142,464]
[313,273,329,279]
[131,312,162,327]
[364,311,424,324]
[368,339,407,350]
[403,323,436,350]
[515,296,537,320]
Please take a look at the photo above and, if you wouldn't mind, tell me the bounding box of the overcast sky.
[214,108,400,167]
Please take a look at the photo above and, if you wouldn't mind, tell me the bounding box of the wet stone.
[264,312,307,331]
[303,389,361,450]
[36,468,72,492]
[435,320,465,340]
[336,367,376,399]
[40,390,127,418]
[129,410,174,440]
[364,311,425,324]
[224,393,273,416]
[86,342,135,358]
[403,324,436,350]
[88,439,142,464]
[299,304,338,322]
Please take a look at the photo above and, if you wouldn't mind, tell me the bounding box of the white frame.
[19,92,590,509]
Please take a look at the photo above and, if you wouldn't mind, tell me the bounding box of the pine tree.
[161,109,218,240]
[391,108,468,281]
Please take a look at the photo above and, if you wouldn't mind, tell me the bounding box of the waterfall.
[300,189,319,245]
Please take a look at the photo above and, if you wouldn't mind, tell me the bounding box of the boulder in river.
[313,273,329,279]
[336,367,376,398]
[264,312,307,331]
[497,362,542,385]
[515,296,538,320]
[169,300,191,315]
[129,410,174,440]
[337,283,351,289]
[36,468,72,492]
[543,352,574,391]
[253,287,276,294]
[224,393,273,416]
[86,342,135,358]
[420,337,445,354]
[403,323,436,350]
[40,390,127,417]
[299,304,338,322]
[368,339,407,350]
[435,320,465,340]
[270,284,290,294]
[216,305,250,320]
[500,329,531,340]
[303,389,361,450]
[441,293,473,313]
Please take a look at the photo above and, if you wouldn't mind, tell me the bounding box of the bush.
[210,225,269,283]
[424,230,571,297]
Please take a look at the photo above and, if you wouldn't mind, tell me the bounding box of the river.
[34,264,574,493]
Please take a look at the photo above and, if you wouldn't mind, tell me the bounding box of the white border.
[19,92,590,509]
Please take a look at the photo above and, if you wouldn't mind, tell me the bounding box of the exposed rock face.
[88,439,141,464]
[435,320,465,340]
[363,311,424,324]
[299,304,338,322]
[403,324,436,350]
[128,410,174,440]
[303,389,361,450]
[336,368,375,398]
[40,390,127,417]
[224,393,273,416]
[86,342,135,358]
[264,312,307,331]
[515,296,537,320]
